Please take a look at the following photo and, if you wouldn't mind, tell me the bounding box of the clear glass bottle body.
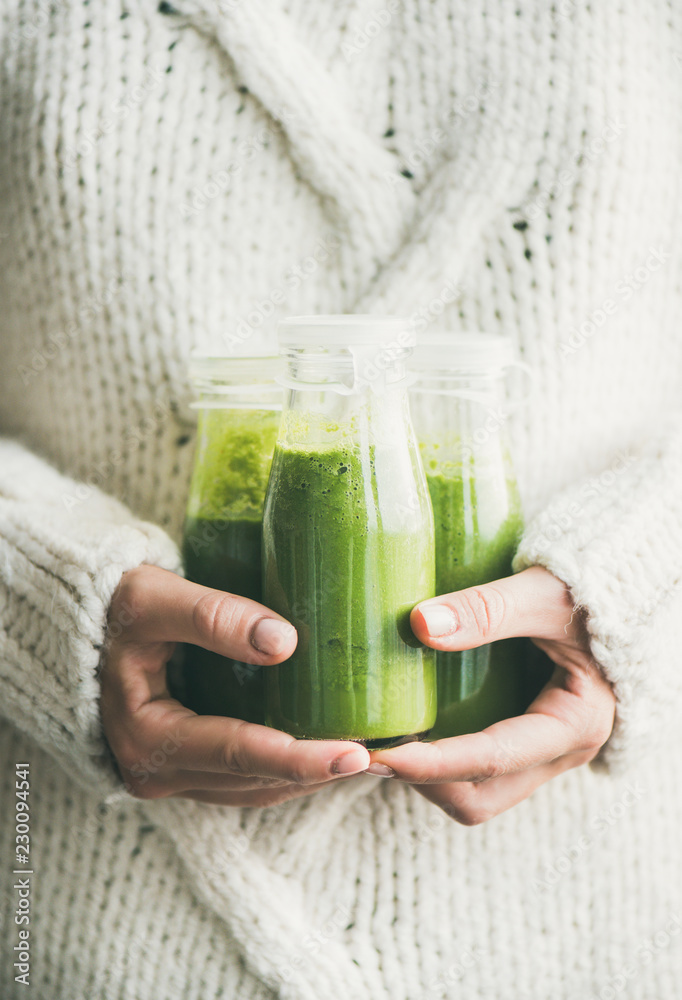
[410,341,529,739]
[181,357,282,723]
[263,318,436,746]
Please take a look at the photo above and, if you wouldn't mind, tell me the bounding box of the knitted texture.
[514,414,682,772]
[1,0,682,997]
[0,440,182,789]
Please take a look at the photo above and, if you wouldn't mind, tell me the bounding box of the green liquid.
[263,443,436,744]
[425,467,528,739]
[180,408,279,723]
[182,516,265,723]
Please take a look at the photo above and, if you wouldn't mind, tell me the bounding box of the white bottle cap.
[278,314,413,348]
[411,332,516,373]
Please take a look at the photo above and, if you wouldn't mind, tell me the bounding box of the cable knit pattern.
[1,0,682,997]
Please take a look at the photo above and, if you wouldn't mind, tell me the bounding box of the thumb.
[410,566,572,650]
[112,565,298,665]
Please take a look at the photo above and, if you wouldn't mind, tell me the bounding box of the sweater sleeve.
[0,439,182,792]
[513,415,682,774]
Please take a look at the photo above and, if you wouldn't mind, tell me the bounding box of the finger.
[99,638,181,734]
[125,768,294,796]
[410,565,581,651]
[113,565,298,665]
[172,771,291,792]
[172,779,341,808]
[169,767,364,794]
[99,638,173,715]
[114,698,371,786]
[367,669,614,784]
[115,764,291,798]
[413,749,595,826]
[368,713,576,784]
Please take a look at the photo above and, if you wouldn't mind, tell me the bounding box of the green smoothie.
[263,438,436,745]
[423,452,528,739]
[181,407,280,723]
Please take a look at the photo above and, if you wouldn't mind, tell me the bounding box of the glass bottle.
[181,355,282,723]
[410,333,531,739]
[262,316,436,747]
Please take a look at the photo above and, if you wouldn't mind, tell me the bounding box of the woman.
[1,1,681,997]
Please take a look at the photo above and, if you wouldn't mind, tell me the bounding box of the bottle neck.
[280,344,411,396]
[192,386,282,411]
[410,370,512,466]
[278,381,414,455]
[411,369,506,404]
[189,356,282,410]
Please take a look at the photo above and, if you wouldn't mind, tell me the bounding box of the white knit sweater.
[1,1,682,997]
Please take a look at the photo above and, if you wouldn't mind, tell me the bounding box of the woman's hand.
[100,565,370,807]
[366,567,616,825]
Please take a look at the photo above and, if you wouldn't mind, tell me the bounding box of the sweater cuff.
[513,418,682,773]
[0,440,182,793]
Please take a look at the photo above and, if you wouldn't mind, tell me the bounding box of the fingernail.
[331,749,369,775]
[365,763,395,777]
[251,618,296,655]
[420,604,458,637]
